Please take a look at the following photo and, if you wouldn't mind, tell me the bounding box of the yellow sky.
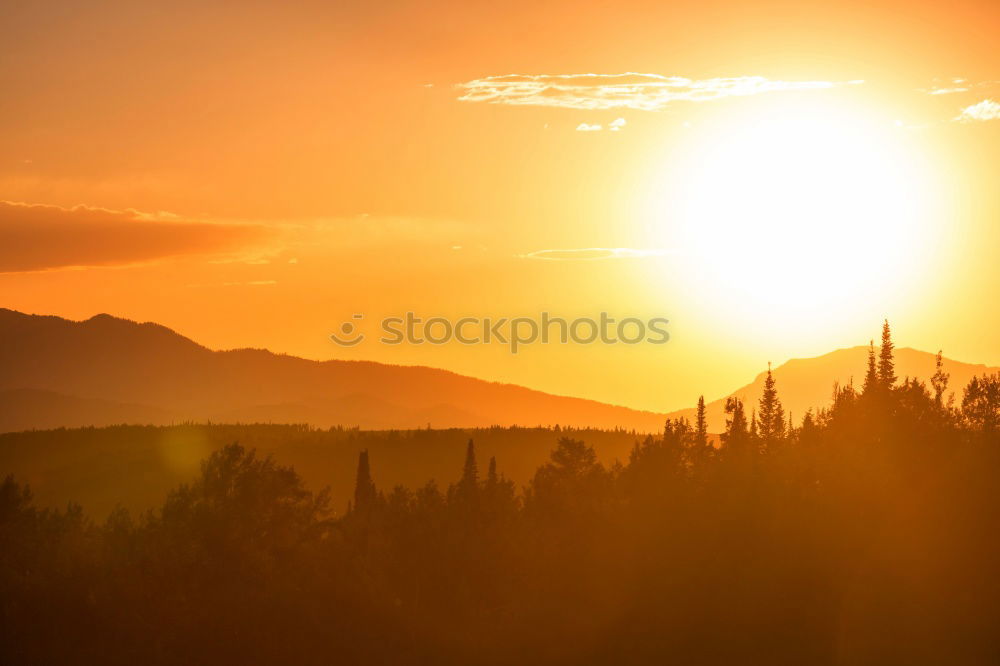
[1,0,999,412]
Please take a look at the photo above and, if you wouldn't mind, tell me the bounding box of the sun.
[639,96,942,332]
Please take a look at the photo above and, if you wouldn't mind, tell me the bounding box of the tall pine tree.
[758,363,786,444]
[862,339,879,395]
[878,320,896,389]
[451,439,480,508]
[695,395,709,449]
[461,439,478,489]
[353,449,377,512]
[487,456,498,487]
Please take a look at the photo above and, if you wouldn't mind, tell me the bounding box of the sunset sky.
[2,0,999,412]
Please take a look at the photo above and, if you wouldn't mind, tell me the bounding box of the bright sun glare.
[643,98,940,326]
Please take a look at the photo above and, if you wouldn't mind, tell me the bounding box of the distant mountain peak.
[3,308,997,435]
[665,345,999,431]
[0,308,666,433]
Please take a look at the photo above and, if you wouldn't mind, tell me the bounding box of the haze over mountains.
[665,345,999,430]
[0,309,665,433]
[1,308,995,434]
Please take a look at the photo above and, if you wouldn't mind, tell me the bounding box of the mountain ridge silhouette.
[0,308,665,432]
[664,344,999,430]
[2,308,996,433]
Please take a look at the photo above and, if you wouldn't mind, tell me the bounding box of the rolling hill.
[0,308,667,432]
[2,308,996,434]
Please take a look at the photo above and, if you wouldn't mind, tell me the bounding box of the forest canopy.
[3,325,1000,665]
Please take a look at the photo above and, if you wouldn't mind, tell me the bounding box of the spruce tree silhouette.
[695,395,708,449]
[451,439,480,508]
[461,439,478,489]
[4,323,1000,665]
[863,339,879,395]
[758,363,786,446]
[488,456,497,483]
[353,449,377,513]
[878,319,897,389]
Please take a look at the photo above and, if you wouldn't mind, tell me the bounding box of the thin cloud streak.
[922,78,999,96]
[458,73,858,111]
[929,87,970,96]
[521,248,668,261]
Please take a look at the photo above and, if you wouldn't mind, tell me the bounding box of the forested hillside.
[3,327,1000,664]
[0,424,644,517]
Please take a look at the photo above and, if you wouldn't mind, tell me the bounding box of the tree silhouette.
[878,319,897,389]
[461,439,478,488]
[962,373,1000,432]
[353,449,377,512]
[721,396,750,453]
[449,439,481,509]
[932,350,950,407]
[3,323,1000,665]
[695,395,708,449]
[863,339,879,395]
[487,456,498,486]
[757,363,786,446]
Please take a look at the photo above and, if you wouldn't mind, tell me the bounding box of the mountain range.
[0,308,665,432]
[1,308,996,434]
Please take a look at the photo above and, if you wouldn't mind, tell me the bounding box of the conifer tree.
[353,449,377,512]
[487,456,498,487]
[721,396,749,451]
[799,410,819,446]
[695,395,708,449]
[461,439,478,490]
[862,339,879,395]
[758,364,786,442]
[878,320,896,389]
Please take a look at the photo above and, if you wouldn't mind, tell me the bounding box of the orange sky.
[2,0,999,412]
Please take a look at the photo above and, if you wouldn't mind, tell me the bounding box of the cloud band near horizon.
[0,201,270,273]
[457,73,858,111]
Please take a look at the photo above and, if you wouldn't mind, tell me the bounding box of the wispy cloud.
[955,99,1000,122]
[924,78,970,95]
[922,78,999,96]
[574,118,627,132]
[458,73,857,111]
[928,86,970,96]
[521,247,668,261]
[0,201,270,273]
[186,280,278,288]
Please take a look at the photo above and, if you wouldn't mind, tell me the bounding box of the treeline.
[3,323,1000,664]
[0,423,643,517]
